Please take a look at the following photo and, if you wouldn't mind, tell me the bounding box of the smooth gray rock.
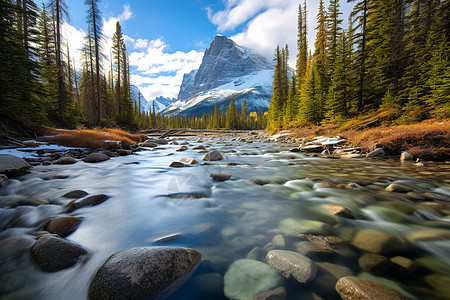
[202,150,224,161]
[30,235,87,272]
[66,194,110,212]
[280,218,331,237]
[358,253,392,275]
[180,158,198,165]
[351,230,406,254]
[0,154,31,175]
[88,247,201,300]
[83,153,110,163]
[192,145,206,150]
[210,173,231,181]
[0,174,8,186]
[142,141,157,147]
[116,149,133,156]
[224,259,284,300]
[335,276,409,300]
[45,217,82,237]
[169,162,185,168]
[400,152,413,161]
[176,146,188,152]
[266,250,317,283]
[62,190,89,198]
[386,183,412,193]
[366,148,385,158]
[54,157,77,164]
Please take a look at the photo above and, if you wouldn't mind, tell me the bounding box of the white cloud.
[208,0,355,67]
[207,0,294,32]
[61,22,86,68]
[129,38,204,100]
[134,38,149,50]
[103,4,134,39]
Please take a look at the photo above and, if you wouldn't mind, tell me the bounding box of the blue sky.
[63,0,354,100]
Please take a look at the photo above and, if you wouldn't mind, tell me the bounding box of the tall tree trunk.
[357,0,367,112]
[55,0,65,123]
[90,0,101,126]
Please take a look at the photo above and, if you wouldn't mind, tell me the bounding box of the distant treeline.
[148,99,268,130]
[267,0,449,129]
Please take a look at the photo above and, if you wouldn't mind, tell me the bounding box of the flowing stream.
[0,134,449,299]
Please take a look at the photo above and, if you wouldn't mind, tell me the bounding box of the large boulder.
[266,250,317,283]
[335,276,409,300]
[45,217,82,237]
[83,153,110,163]
[30,235,87,272]
[66,194,110,212]
[88,247,201,300]
[0,154,31,175]
[224,259,284,300]
[202,150,224,161]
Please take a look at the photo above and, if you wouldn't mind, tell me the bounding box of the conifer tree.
[284,75,297,125]
[348,0,369,112]
[112,21,124,116]
[296,1,308,84]
[85,0,103,125]
[325,32,351,122]
[365,0,406,109]
[240,99,248,129]
[327,0,343,73]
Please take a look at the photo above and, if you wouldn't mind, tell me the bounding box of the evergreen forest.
[268,0,449,129]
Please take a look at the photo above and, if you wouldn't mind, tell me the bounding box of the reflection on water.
[0,135,449,299]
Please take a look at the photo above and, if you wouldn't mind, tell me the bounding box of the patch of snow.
[0,142,80,158]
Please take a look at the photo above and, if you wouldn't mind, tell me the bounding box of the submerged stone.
[280,218,331,237]
[224,259,284,300]
[266,250,317,283]
[30,235,87,272]
[336,276,409,300]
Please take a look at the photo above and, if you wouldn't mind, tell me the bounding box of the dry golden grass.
[43,127,146,149]
[343,121,450,159]
[289,120,449,160]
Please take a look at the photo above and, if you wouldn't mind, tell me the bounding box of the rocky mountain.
[130,85,176,113]
[164,35,274,117]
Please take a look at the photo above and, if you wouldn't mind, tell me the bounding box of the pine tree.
[365,0,407,109]
[298,64,323,124]
[327,0,343,73]
[240,99,248,129]
[85,0,103,125]
[296,1,308,83]
[315,0,328,82]
[348,0,369,112]
[284,75,297,125]
[112,21,124,117]
[325,32,351,122]
[49,0,71,124]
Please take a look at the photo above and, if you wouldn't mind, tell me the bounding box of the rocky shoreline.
[0,131,449,299]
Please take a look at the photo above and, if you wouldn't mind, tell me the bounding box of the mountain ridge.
[163,35,274,117]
